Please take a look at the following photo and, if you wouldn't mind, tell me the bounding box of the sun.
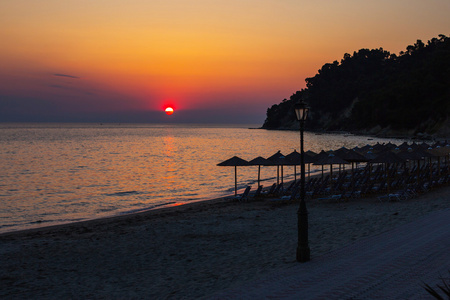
[165,107,174,115]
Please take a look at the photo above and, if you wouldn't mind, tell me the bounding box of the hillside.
[262,35,450,138]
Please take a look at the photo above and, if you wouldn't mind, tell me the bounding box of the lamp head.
[294,100,309,121]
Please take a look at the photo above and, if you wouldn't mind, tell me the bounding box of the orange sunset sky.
[1,0,449,123]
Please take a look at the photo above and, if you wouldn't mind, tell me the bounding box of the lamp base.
[296,246,310,262]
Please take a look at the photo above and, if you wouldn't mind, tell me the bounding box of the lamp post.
[294,100,310,262]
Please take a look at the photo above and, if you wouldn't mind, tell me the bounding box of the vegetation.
[262,35,450,137]
[423,271,450,299]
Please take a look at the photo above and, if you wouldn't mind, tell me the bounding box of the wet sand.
[1,186,449,299]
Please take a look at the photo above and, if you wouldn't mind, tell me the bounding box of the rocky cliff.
[262,35,450,138]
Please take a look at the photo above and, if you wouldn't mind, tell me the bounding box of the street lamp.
[294,100,310,262]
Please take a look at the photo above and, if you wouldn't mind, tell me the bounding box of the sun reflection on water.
[0,123,409,232]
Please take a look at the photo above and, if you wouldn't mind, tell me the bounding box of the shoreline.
[0,193,235,238]
[1,184,449,298]
[1,128,424,236]
[0,168,324,237]
[259,126,448,141]
[0,169,322,236]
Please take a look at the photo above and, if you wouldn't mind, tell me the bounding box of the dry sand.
[1,186,449,299]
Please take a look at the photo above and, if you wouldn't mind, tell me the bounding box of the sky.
[1,0,449,124]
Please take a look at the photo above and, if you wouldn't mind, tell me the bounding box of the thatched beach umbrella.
[396,149,418,172]
[249,156,270,187]
[426,146,450,176]
[267,151,285,185]
[314,150,329,161]
[370,151,405,165]
[334,147,350,172]
[372,142,385,152]
[359,144,373,153]
[334,147,350,157]
[314,153,349,179]
[217,156,250,196]
[427,146,449,158]
[305,150,317,157]
[360,150,377,161]
[338,148,369,173]
[268,153,291,185]
[419,142,431,149]
[312,150,330,178]
[286,150,315,181]
[305,150,317,178]
[432,145,450,170]
[397,148,430,183]
[370,151,406,192]
[384,142,398,150]
[267,150,284,163]
[398,142,411,151]
[339,149,368,162]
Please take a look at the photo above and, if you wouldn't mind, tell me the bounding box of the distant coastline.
[261,35,450,139]
[258,126,442,141]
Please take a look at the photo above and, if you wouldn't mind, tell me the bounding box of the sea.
[0,123,409,233]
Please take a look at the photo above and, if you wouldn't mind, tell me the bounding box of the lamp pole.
[295,100,310,262]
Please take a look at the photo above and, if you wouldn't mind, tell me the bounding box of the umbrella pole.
[258,165,261,187]
[387,163,390,194]
[308,163,310,179]
[235,165,237,197]
[429,158,432,182]
[277,166,280,185]
[294,165,297,182]
[417,160,420,184]
[438,157,441,176]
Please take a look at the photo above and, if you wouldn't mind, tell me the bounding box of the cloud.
[49,84,66,89]
[53,73,80,79]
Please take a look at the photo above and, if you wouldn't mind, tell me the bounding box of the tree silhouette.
[262,35,450,136]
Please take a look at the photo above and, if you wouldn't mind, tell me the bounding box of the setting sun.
[165,107,174,115]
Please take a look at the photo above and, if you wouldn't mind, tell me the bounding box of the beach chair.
[377,194,390,202]
[388,190,409,201]
[252,185,263,198]
[261,183,276,197]
[316,193,344,202]
[372,180,386,194]
[342,188,356,200]
[305,177,316,190]
[377,188,409,202]
[308,184,326,199]
[272,182,284,196]
[285,181,296,194]
[272,186,299,202]
[267,183,277,194]
[236,186,251,202]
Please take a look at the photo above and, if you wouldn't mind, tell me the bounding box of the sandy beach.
[1,185,449,299]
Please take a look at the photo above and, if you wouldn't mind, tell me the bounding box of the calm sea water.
[0,123,407,233]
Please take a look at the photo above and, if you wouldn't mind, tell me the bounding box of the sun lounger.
[285,181,296,193]
[271,186,299,202]
[316,194,344,202]
[262,183,277,196]
[378,189,410,202]
[252,185,263,198]
[272,183,284,196]
[236,186,251,202]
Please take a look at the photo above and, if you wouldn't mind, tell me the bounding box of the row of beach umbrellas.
[218,141,450,196]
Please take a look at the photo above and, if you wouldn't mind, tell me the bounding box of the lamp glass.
[294,102,309,121]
